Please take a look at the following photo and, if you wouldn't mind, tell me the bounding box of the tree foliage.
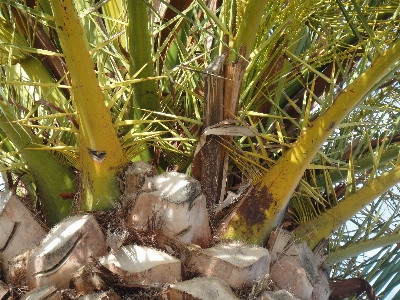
[0,0,399,298]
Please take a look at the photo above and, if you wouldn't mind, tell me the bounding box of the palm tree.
[0,0,399,298]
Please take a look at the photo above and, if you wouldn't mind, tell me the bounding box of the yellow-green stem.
[229,0,269,61]
[50,0,126,211]
[127,0,160,162]
[222,40,400,245]
[0,100,75,225]
[326,232,400,266]
[296,167,400,249]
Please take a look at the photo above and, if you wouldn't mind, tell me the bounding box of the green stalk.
[102,0,127,54]
[50,0,126,211]
[17,58,67,108]
[164,15,191,70]
[0,99,75,226]
[229,0,269,61]
[326,233,400,266]
[295,167,400,249]
[127,0,160,162]
[221,40,400,245]
[319,144,400,186]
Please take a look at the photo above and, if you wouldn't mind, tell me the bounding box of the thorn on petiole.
[87,148,107,164]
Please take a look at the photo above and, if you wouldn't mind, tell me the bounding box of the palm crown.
[0,0,399,298]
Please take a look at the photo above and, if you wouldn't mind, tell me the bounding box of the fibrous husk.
[256,289,298,300]
[127,172,211,248]
[186,242,270,288]
[100,244,182,287]
[77,290,120,300]
[0,192,47,277]
[122,161,154,200]
[166,276,240,300]
[26,214,107,289]
[0,280,9,299]
[20,285,60,300]
[8,247,35,286]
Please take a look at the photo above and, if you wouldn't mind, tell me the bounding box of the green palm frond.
[329,188,400,298]
[1,1,400,296]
